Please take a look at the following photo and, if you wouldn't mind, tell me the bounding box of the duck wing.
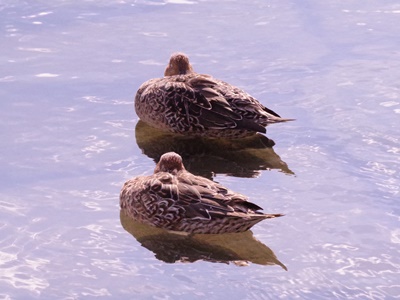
[189,76,268,132]
[143,172,234,221]
[175,172,266,220]
[161,75,267,133]
[210,78,295,123]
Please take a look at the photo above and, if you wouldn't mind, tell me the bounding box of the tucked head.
[154,152,185,174]
[164,52,194,76]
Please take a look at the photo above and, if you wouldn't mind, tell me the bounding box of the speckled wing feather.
[175,171,268,219]
[121,173,186,228]
[186,75,268,132]
[210,78,283,121]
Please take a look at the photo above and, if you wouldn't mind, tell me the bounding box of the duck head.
[154,152,185,174]
[164,52,194,76]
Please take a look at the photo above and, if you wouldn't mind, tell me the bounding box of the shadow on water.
[135,120,294,178]
[120,209,287,269]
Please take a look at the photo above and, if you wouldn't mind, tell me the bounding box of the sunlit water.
[1,0,399,299]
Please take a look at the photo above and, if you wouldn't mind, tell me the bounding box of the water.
[1,0,399,299]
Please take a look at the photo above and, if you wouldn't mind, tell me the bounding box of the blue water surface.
[1,0,399,299]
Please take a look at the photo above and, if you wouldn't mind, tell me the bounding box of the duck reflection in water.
[135,120,293,179]
[120,209,286,269]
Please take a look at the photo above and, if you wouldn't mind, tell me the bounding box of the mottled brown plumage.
[120,152,283,234]
[135,52,293,138]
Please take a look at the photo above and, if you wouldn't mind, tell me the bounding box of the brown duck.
[120,152,283,234]
[135,52,293,138]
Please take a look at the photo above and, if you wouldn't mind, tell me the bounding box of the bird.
[135,52,293,138]
[120,152,283,234]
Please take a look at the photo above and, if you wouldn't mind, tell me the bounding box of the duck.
[120,152,283,234]
[135,52,293,138]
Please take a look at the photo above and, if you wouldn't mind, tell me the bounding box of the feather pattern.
[120,152,283,234]
[135,52,293,138]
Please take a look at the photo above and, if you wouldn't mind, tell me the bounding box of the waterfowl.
[135,52,293,138]
[120,152,283,234]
